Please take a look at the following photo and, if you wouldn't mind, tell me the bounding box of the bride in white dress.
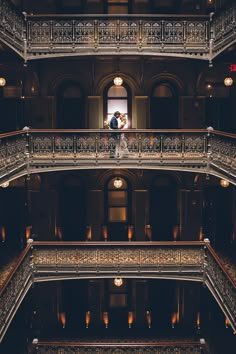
[115,114,129,158]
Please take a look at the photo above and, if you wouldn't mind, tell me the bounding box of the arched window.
[150,81,179,129]
[104,83,131,128]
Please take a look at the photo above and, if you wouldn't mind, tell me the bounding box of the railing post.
[203,238,210,284]
[206,128,213,174]
[94,19,98,49]
[95,132,98,159]
[24,127,31,176]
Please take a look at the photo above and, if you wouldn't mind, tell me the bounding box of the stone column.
[87,96,102,128]
[134,96,149,128]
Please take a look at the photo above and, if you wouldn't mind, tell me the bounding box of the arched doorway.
[150,175,178,241]
[57,82,85,128]
[58,175,86,241]
[150,82,179,128]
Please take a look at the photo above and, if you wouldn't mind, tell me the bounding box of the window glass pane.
[109,207,127,222]
[153,84,173,97]
[107,6,128,14]
[108,86,127,98]
[109,294,127,307]
[108,0,128,3]
[108,99,127,115]
[108,191,128,205]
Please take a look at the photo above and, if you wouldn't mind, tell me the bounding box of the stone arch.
[96,73,139,96]
[149,72,184,129]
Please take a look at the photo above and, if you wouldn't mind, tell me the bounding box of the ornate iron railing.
[26,14,210,60]
[30,340,209,354]
[0,0,25,58]
[0,245,32,342]
[1,0,236,61]
[31,241,206,282]
[0,129,235,186]
[212,2,236,59]
[0,241,235,343]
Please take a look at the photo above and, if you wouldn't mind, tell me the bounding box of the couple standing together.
[109,111,129,158]
[110,111,127,130]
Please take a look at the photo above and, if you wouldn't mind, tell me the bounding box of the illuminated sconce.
[206,83,213,90]
[173,225,180,241]
[114,277,123,287]
[128,311,134,328]
[224,76,233,87]
[86,225,92,241]
[1,226,6,242]
[113,76,123,86]
[145,224,152,241]
[146,310,152,328]
[220,179,230,188]
[102,225,108,241]
[1,181,10,188]
[25,225,32,240]
[85,311,91,328]
[0,77,6,87]
[127,225,134,241]
[59,312,66,328]
[103,312,109,328]
[225,317,230,328]
[199,226,203,241]
[196,312,201,329]
[55,226,63,240]
[171,312,177,328]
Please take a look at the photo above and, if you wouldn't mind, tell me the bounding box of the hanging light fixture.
[114,277,123,287]
[0,77,6,87]
[113,76,123,86]
[113,177,123,189]
[220,179,230,188]
[224,76,233,87]
[1,181,9,188]
[113,58,123,86]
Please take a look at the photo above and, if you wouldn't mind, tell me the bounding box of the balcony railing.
[26,14,210,60]
[0,240,235,343]
[29,340,209,354]
[0,0,236,61]
[0,129,235,185]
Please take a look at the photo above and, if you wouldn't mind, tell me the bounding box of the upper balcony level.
[0,0,236,62]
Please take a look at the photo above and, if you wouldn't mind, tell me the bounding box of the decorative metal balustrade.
[212,2,236,59]
[31,340,209,354]
[0,0,25,58]
[26,15,210,60]
[0,129,235,185]
[0,241,235,343]
[0,246,32,343]
[0,0,236,62]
